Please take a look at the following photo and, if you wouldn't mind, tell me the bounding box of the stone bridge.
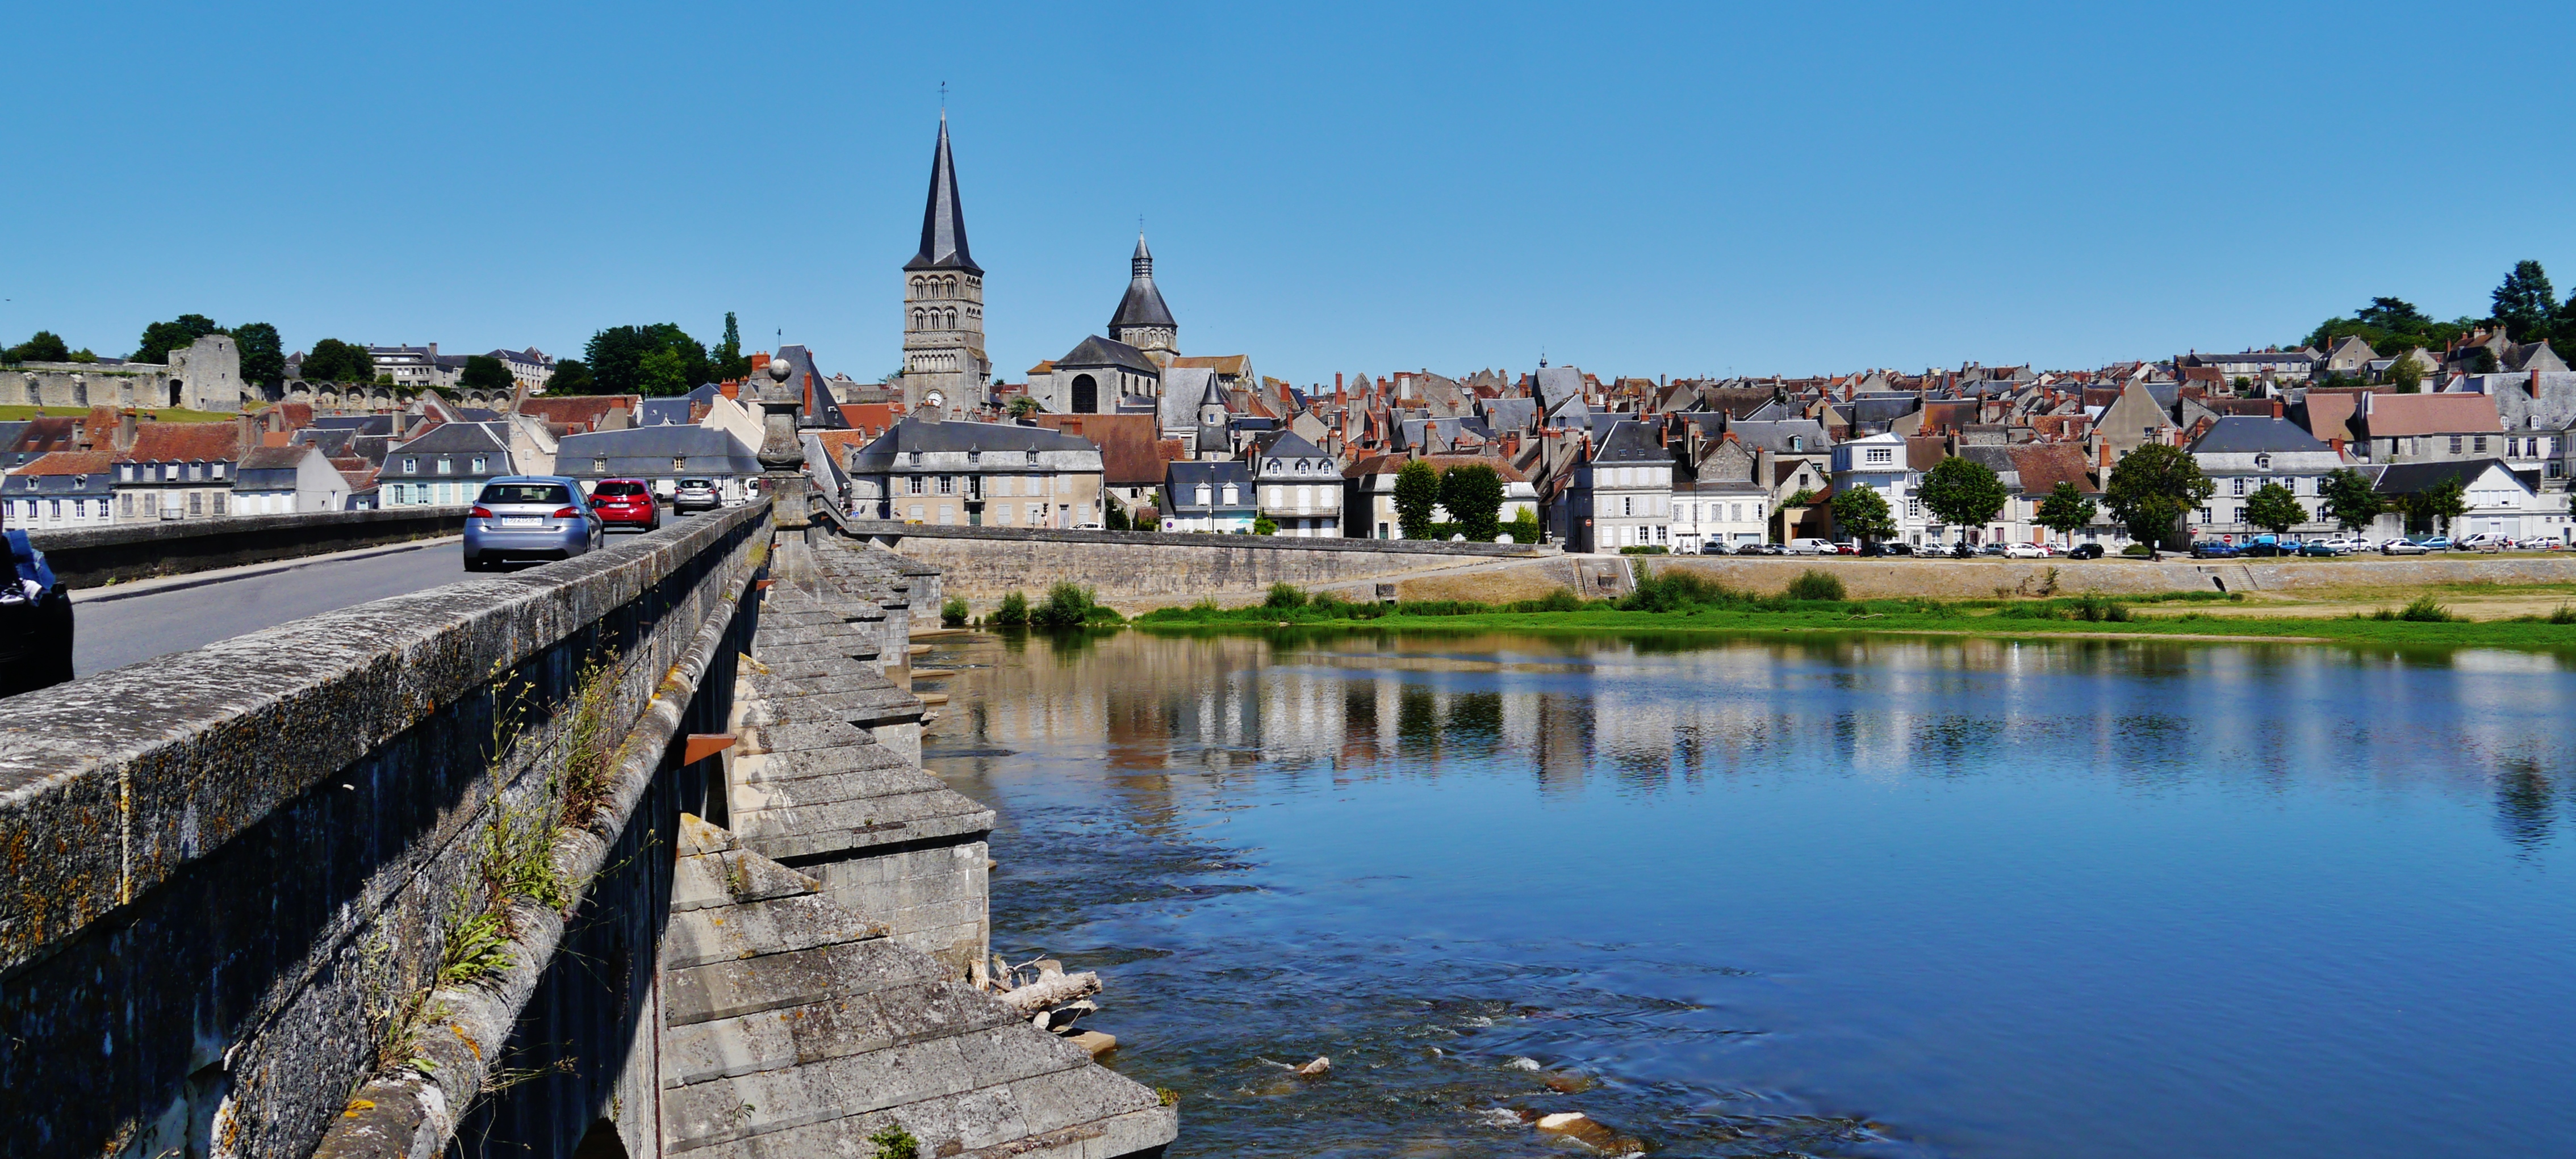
[0,496,1177,1158]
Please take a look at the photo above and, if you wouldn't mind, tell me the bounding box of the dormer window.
[967,449,981,465]
[1268,459,1282,473]
[910,450,923,465]
[1025,449,1038,464]
[436,457,452,475]
[2254,453,2272,470]
[210,463,224,479]
[1788,437,1803,451]
[403,457,419,474]
[471,455,487,474]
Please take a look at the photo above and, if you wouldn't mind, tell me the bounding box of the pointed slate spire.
[1110,231,1176,330]
[906,113,979,274]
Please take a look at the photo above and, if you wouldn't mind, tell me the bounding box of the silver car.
[464,476,604,571]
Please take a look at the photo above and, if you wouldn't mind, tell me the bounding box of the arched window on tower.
[1072,374,1098,413]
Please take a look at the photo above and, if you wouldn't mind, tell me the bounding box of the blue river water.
[919,630,2576,1158]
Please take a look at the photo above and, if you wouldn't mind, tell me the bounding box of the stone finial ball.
[768,356,794,382]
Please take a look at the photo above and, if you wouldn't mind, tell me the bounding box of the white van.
[1787,537,1838,555]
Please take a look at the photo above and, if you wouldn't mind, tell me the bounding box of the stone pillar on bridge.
[756,349,814,532]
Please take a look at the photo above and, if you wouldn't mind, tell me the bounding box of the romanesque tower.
[1108,233,1177,362]
[899,113,988,416]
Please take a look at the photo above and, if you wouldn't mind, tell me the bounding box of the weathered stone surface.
[662,817,1173,1158]
[27,505,470,588]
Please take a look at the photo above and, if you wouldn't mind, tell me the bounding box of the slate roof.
[554,425,760,476]
[1054,334,1158,376]
[905,114,980,274]
[389,421,508,456]
[1109,235,1176,329]
[852,416,1097,460]
[1725,419,1830,454]
[1533,366,1587,411]
[638,398,696,426]
[2189,415,2334,454]
[2372,458,2528,495]
[236,445,317,472]
[1590,419,1667,464]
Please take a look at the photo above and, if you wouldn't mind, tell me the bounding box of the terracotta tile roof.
[517,395,638,432]
[2008,443,2094,495]
[126,421,242,463]
[2299,391,2362,442]
[810,428,874,467]
[1030,414,1162,485]
[2352,392,2501,437]
[837,403,902,437]
[1168,354,1250,376]
[6,417,79,454]
[1906,434,1948,471]
[16,450,116,475]
[1341,451,1528,482]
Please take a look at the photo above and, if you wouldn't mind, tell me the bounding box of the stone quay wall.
[31,505,471,588]
[0,501,770,1159]
[833,517,1553,607]
[1646,553,2576,599]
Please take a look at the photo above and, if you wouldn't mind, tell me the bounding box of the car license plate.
[502,516,541,527]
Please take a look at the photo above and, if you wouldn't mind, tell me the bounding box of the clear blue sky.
[10,2,2574,387]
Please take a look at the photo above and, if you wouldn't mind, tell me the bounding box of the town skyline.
[12,3,2576,388]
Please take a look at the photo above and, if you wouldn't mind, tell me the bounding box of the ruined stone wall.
[2,336,244,412]
[0,502,771,1159]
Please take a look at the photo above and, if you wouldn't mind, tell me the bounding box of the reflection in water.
[923,630,2576,1159]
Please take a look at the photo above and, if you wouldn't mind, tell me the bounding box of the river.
[917,630,2576,1158]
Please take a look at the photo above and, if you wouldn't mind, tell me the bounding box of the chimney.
[116,409,139,453]
[2329,436,2347,459]
[236,413,256,447]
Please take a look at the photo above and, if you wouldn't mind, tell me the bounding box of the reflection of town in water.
[939,631,2570,830]
[920,630,2576,1159]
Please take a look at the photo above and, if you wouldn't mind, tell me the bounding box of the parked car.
[2297,539,2343,558]
[2067,543,2106,560]
[586,478,661,533]
[2189,539,2242,559]
[1833,542,1860,555]
[2380,537,2432,555]
[464,476,605,571]
[2457,533,2508,552]
[1881,542,1915,556]
[2418,536,2454,551]
[2241,540,2291,557]
[1,529,74,699]
[1700,541,1731,555]
[1977,542,2007,557]
[2002,543,2048,559]
[672,477,722,514]
[1736,542,1784,555]
[2310,536,2365,554]
[1787,537,1838,555]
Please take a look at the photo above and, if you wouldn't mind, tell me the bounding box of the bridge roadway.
[66,525,686,676]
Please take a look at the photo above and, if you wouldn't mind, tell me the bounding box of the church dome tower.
[898,112,988,415]
[1108,233,1177,357]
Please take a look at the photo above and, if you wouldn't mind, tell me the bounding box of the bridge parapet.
[0,500,770,1158]
[30,505,471,589]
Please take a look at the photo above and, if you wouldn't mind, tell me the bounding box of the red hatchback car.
[587,478,662,533]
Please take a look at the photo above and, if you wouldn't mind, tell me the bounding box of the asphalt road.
[72,538,486,676]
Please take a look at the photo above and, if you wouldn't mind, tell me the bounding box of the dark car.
[463,476,605,571]
[2067,543,2106,560]
[2241,541,2289,558]
[672,478,722,514]
[1736,542,1783,555]
[1,529,74,698]
[1698,541,1730,555]
[2189,539,2242,559]
[588,478,661,533]
[1859,542,1914,557]
[2297,539,2342,557]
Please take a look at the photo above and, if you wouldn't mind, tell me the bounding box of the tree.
[1918,456,2008,543]
[229,321,285,388]
[1392,459,1441,539]
[458,354,516,391]
[1782,486,1819,508]
[1829,485,1897,545]
[2403,476,2469,536]
[713,312,751,382]
[2469,346,2499,375]
[2492,260,2556,342]
[1438,463,1506,542]
[132,313,222,363]
[1252,513,1278,535]
[546,358,594,392]
[2243,482,2306,536]
[1007,395,1039,418]
[583,323,709,396]
[1102,501,1130,532]
[2102,443,2214,551]
[2034,480,2098,542]
[299,337,375,383]
[2358,296,2432,332]
[2318,468,2382,531]
[4,331,70,363]
[1505,508,1541,544]
[2385,353,2424,392]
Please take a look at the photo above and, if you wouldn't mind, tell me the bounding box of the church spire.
[906,112,979,274]
[1110,231,1176,350]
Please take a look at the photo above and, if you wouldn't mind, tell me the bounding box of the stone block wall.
[0,500,770,1159]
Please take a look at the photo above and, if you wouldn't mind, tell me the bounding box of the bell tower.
[898,112,988,416]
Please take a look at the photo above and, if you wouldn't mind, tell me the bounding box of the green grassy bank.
[1125,571,2576,651]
